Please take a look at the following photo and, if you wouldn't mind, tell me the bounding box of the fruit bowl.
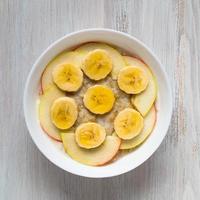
[23,29,172,178]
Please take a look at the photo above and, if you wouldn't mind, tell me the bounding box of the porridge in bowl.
[38,42,157,166]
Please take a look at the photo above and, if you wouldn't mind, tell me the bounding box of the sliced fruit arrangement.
[120,105,156,149]
[83,85,115,114]
[61,133,121,166]
[75,42,126,79]
[52,63,83,92]
[75,122,106,149]
[39,85,66,141]
[81,49,112,80]
[38,42,158,167]
[41,51,83,92]
[123,56,157,116]
[50,97,78,130]
[114,108,144,140]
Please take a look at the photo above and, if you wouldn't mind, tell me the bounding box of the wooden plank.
[0,0,200,199]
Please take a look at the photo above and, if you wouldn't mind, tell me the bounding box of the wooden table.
[1,0,200,199]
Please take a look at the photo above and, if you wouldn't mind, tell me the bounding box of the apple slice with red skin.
[41,51,83,93]
[75,42,126,80]
[123,56,157,116]
[39,85,66,141]
[120,105,156,150]
[61,133,121,166]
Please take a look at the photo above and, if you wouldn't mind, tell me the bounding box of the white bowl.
[23,29,172,178]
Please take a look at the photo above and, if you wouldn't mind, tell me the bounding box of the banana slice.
[50,97,78,129]
[83,85,115,114]
[81,49,112,80]
[114,108,144,140]
[75,42,126,79]
[52,63,83,92]
[117,66,149,94]
[75,122,106,149]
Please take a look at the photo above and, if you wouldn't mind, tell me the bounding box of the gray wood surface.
[1,0,200,199]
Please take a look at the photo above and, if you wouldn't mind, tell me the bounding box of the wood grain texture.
[0,0,200,199]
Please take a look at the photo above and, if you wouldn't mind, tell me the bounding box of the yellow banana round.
[83,85,115,114]
[52,63,83,92]
[50,97,78,130]
[117,66,149,94]
[75,122,106,149]
[114,108,144,140]
[81,49,112,80]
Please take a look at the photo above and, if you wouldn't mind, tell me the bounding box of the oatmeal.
[38,42,157,166]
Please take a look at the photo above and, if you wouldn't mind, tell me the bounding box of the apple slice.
[75,42,126,80]
[61,133,121,166]
[41,51,83,92]
[123,56,157,116]
[39,85,65,141]
[120,105,156,150]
